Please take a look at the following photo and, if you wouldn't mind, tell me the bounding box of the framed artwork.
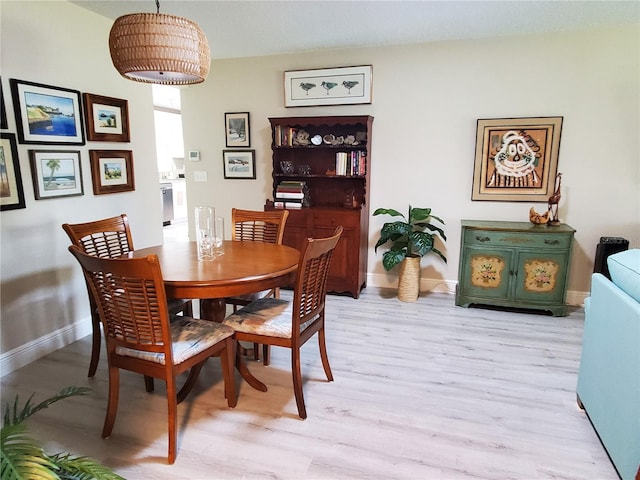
[225,112,250,147]
[10,78,84,145]
[89,150,135,195]
[0,133,26,210]
[284,65,373,107]
[28,149,83,199]
[222,149,256,179]
[472,116,563,202]
[1,78,8,129]
[83,93,130,142]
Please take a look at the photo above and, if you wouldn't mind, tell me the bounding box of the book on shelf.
[275,191,305,200]
[335,151,366,176]
[274,201,303,209]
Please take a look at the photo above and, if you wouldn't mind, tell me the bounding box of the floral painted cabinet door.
[456,220,575,316]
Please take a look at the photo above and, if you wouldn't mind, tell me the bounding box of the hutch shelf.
[455,220,576,316]
[265,115,374,298]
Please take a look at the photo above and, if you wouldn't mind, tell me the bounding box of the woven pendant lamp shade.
[109,13,210,85]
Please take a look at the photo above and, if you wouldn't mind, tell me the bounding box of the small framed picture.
[10,78,84,145]
[225,112,250,147]
[0,133,26,210]
[83,93,130,142]
[222,149,256,179]
[89,149,135,195]
[28,149,83,199]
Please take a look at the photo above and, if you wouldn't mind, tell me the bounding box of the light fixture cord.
[155,0,160,14]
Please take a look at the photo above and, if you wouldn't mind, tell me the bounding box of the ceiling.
[72,0,639,60]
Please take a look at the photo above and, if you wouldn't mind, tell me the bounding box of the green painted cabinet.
[455,220,576,316]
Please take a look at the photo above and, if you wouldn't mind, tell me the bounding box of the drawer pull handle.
[544,239,560,245]
[475,236,491,242]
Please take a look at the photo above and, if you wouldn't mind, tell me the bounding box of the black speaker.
[593,236,629,280]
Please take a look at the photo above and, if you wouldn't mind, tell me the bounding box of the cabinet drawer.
[312,209,359,228]
[463,229,572,250]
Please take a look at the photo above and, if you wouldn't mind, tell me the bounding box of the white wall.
[1,1,638,374]
[181,26,640,300]
[0,1,164,371]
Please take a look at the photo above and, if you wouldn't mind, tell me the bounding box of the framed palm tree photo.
[28,150,83,199]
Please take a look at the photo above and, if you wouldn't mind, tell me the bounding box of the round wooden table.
[130,240,299,391]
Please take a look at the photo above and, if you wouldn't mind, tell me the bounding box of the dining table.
[129,240,299,391]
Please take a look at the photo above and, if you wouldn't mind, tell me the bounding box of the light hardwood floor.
[1,289,616,479]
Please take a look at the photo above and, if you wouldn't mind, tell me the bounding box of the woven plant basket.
[397,256,421,302]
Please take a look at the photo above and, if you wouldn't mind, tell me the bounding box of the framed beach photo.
[472,116,563,202]
[225,112,250,147]
[222,150,256,179]
[89,150,135,195]
[10,79,84,145]
[284,65,373,107]
[83,93,130,142]
[28,149,83,199]
[0,133,26,210]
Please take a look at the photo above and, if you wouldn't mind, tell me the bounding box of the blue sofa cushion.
[608,249,640,303]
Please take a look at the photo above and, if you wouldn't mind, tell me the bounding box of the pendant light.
[109,0,210,85]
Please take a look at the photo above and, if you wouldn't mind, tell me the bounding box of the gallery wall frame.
[222,149,256,179]
[472,116,563,202]
[225,112,250,147]
[83,93,130,142]
[1,78,8,130]
[89,150,135,195]
[284,65,373,107]
[28,149,83,199]
[10,78,85,145]
[0,133,26,210]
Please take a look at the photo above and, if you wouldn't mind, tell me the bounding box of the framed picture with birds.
[284,65,372,107]
[471,116,563,202]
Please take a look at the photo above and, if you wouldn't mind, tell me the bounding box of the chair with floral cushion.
[223,226,342,419]
[225,208,289,364]
[68,245,236,464]
[62,214,192,377]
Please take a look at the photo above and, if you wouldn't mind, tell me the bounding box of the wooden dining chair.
[62,214,192,377]
[226,208,289,364]
[223,226,342,419]
[68,245,237,465]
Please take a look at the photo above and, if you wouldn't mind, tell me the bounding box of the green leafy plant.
[1,386,124,480]
[373,206,447,271]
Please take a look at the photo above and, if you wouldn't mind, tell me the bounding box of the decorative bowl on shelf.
[311,135,322,146]
[280,161,295,174]
[297,164,311,175]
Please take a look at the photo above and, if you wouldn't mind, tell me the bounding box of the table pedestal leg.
[200,298,267,392]
[200,298,226,323]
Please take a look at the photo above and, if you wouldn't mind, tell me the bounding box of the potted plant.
[1,386,124,480]
[373,206,447,302]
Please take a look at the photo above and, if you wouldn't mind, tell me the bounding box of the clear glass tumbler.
[213,216,224,256]
[195,206,215,260]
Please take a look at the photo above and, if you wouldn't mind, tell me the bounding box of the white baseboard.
[0,317,92,377]
[366,273,588,306]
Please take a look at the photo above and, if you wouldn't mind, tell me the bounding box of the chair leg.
[262,344,270,366]
[165,375,178,464]
[177,362,206,404]
[291,348,307,419]
[144,375,154,392]
[88,311,101,377]
[318,328,333,381]
[221,338,237,407]
[102,365,120,438]
[252,343,260,361]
